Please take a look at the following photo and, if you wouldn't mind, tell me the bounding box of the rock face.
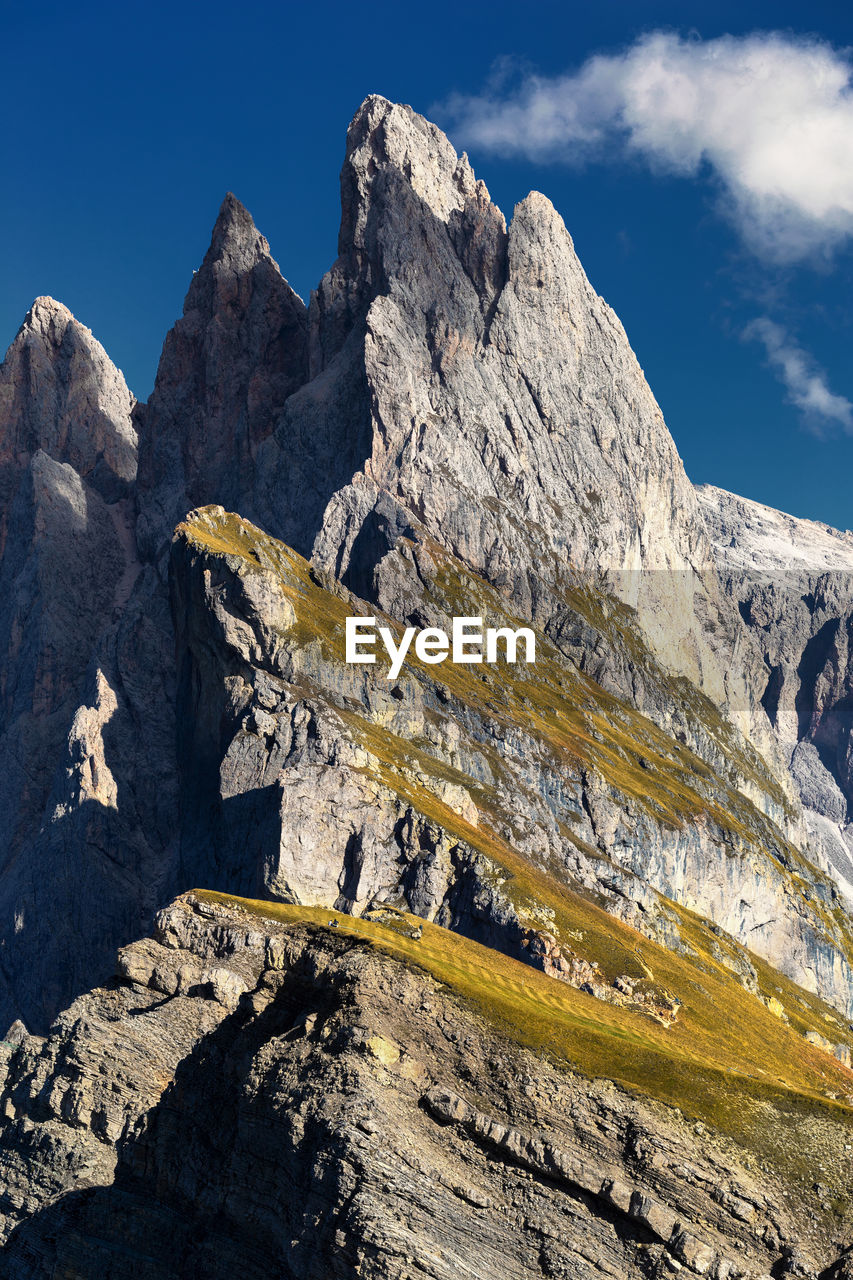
[0,892,850,1279]
[169,506,853,1019]
[0,306,161,1033]
[697,484,853,900]
[0,195,309,1034]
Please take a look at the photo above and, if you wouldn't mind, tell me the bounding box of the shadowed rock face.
[0,300,138,856]
[0,299,172,1035]
[136,192,309,562]
[0,195,310,1034]
[0,297,137,715]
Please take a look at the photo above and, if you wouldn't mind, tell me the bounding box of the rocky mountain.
[0,96,851,1276]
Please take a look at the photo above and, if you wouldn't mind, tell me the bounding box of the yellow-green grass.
[178,507,853,976]
[427,545,791,816]
[194,889,853,1188]
[340,704,853,989]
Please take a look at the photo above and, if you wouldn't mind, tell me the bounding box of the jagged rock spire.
[0,296,136,499]
[135,193,309,561]
[192,192,269,284]
[310,95,507,374]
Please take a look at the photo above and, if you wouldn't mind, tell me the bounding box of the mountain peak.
[135,193,309,559]
[182,193,281,317]
[341,95,495,247]
[0,296,136,491]
[347,93,391,133]
[15,296,84,353]
[207,191,260,257]
[25,295,74,324]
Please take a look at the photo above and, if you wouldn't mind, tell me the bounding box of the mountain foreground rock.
[2,891,851,1278]
[0,96,852,1276]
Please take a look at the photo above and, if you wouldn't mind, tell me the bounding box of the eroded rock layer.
[170,506,853,1021]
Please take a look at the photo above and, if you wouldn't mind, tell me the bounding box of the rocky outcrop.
[0,892,849,1277]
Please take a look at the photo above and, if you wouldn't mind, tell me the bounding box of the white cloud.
[439,32,853,260]
[744,318,853,431]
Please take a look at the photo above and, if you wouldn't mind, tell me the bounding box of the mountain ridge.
[0,94,851,1276]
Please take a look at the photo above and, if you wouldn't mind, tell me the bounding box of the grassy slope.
[197,889,853,1193]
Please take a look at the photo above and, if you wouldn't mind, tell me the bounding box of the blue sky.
[3,0,852,529]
